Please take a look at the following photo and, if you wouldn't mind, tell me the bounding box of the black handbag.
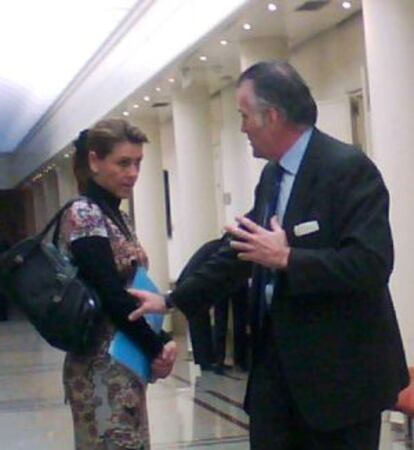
[0,198,102,354]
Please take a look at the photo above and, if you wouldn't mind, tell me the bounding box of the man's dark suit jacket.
[176,239,223,366]
[169,128,409,431]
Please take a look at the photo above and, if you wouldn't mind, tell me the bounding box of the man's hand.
[151,341,177,380]
[127,290,167,321]
[225,216,290,269]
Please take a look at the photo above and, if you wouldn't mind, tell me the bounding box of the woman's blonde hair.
[73,118,148,193]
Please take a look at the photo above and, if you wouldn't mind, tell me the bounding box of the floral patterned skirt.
[63,353,150,450]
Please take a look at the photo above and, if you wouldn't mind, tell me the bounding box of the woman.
[60,118,176,450]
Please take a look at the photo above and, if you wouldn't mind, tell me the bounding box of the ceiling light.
[64,153,71,159]
[122,111,129,116]
[168,77,175,83]
[220,39,228,46]
[268,3,277,12]
[143,95,151,102]
[342,1,351,9]
[243,23,252,31]
[133,104,139,109]
[199,55,208,61]
[155,87,161,92]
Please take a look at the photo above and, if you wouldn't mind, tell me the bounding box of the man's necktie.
[258,163,284,328]
[264,163,284,229]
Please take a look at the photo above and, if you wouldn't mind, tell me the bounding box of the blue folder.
[109,267,164,383]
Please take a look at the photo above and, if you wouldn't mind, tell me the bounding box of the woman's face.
[89,141,143,199]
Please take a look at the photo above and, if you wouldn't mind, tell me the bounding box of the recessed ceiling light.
[122,111,129,117]
[220,39,228,46]
[199,55,208,61]
[342,1,351,9]
[168,77,175,83]
[143,95,150,102]
[133,104,140,109]
[243,23,252,31]
[268,3,277,12]
[155,87,161,92]
[64,153,70,159]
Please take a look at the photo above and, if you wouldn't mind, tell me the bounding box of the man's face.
[236,80,276,160]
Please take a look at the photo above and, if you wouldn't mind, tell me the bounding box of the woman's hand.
[151,341,177,380]
[128,290,167,321]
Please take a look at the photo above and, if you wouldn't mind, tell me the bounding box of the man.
[130,60,408,449]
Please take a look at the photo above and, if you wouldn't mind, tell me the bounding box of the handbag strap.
[0,197,133,274]
[51,196,133,246]
[0,198,83,274]
[50,197,89,246]
[42,198,84,244]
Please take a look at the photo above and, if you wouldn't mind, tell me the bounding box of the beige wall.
[290,13,366,101]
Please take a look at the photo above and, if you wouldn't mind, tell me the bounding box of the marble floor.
[0,316,411,450]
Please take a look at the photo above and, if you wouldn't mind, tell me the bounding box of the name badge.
[294,220,319,237]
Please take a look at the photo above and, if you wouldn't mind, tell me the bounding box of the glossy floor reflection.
[0,316,411,449]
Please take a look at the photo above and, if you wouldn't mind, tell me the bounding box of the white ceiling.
[0,0,362,187]
[0,0,139,155]
[110,0,362,122]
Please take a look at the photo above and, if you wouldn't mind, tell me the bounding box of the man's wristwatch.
[164,291,175,310]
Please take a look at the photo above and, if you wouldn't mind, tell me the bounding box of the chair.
[394,367,414,445]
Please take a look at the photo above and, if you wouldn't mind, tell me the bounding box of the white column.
[132,119,170,293]
[171,84,219,262]
[160,119,184,282]
[363,0,414,361]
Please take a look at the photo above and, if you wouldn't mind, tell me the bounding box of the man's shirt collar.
[279,127,313,175]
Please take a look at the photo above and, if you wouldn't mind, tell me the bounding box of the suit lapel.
[283,129,324,241]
